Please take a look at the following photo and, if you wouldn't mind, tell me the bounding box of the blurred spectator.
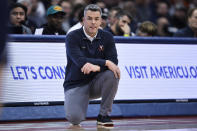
[107,7,122,27]
[0,0,8,63]
[0,0,8,112]
[100,8,109,29]
[119,0,136,19]
[96,0,106,9]
[59,0,72,33]
[32,0,46,17]
[8,3,32,34]
[51,0,60,5]
[170,4,187,30]
[189,0,197,8]
[156,17,171,36]
[104,11,134,36]
[59,0,72,19]
[69,3,85,26]
[67,5,84,34]
[136,21,157,37]
[174,8,197,37]
[101,0,120,9]
[150,1,170,24]
[135,0,151,23]
[119,0,138,32]
[34,5,66,35]
[71,0,86,5]
[18,0,47,32]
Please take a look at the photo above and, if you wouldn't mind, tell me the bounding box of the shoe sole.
[97,121,114,126]
[97,125,114,129]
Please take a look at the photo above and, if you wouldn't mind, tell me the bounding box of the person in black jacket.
[173,8,197,37]
[35,5,66,35]
[64,4,120,126]
[0,0,8,111]
[8,3,32,34]
[0,0,8,62]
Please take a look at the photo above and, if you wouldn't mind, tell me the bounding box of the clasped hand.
[81,63,100,75]
[81,60,120,79]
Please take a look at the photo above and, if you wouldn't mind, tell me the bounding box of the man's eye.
[12,12,24,16]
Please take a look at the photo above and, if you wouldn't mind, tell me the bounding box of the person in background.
[150,1,170,24]
[107,7,122,29]
[67,5,84,34]
[170,4,187,30]
[100,8,109,29]
[51,0,60,6]
[59,0,72,33]
[173,8,197,37]
[34,5,66,35]
[0,0,8,112]
[0,0,8,58]
[69,3,85,27]
[8,3,32,34]
[64,4,120,126]
[104,10,134,36]
[136,21,157,37]
[156,17,171,36]
[96,0,106,9]
[18,0,47,33]
[119,0,138,33]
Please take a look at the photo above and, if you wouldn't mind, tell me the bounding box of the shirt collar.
[83,26,98,42]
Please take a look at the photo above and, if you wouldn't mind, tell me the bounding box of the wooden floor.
[0,116,197,131]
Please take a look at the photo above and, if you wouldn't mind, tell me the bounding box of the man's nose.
[92,19,96,24]
[16,14,21,18]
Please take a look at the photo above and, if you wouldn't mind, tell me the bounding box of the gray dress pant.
[64,70,119,125]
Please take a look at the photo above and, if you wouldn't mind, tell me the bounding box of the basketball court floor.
[0,116,197,131]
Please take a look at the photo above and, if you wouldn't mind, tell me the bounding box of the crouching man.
[63,4,120,126]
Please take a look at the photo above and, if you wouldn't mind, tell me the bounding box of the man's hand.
[121,23,131,35]
[105,60,121,79]
[81,63,100,74]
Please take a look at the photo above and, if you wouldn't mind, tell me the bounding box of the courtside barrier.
[0,35,197,121]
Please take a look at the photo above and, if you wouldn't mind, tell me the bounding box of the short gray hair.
[84,4,102,17]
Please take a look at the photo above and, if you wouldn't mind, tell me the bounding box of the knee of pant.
[104,70,118,82]
[66,113,84,125]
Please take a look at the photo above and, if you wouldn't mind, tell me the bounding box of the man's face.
[118,15,131,29]
[48,13,64,29]
[83,10,101,37]
[61,1,71,18]
[188,9,197,30]
[10,7,25,26]
[115,15,131,35]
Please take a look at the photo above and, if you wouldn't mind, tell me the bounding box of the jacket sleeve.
[104,32,118,65]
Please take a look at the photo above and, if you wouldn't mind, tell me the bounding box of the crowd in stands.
[7,0,197,37]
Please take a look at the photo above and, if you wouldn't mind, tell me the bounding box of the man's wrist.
[124,33,130,37]
[105,60,109,66]
[97,66,101,71]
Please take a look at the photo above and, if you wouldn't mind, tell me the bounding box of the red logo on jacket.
[98,45,104,51]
